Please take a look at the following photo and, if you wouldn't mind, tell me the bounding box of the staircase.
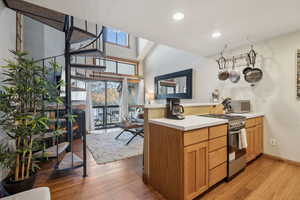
[3,0,108,177]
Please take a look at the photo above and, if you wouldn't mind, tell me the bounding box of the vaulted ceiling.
[26,0,300,56]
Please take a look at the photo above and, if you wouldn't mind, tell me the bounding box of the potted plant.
[0,51,63,194]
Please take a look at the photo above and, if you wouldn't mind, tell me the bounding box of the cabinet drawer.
[209,147,227,170]
[184,128,208,146]
[209,125,227,139]
[256,117,263,125]
[209,162,227,187]
[246,118,256,128]
[209,136,227,152]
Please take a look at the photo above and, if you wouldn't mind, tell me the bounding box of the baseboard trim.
[262,154,300,167]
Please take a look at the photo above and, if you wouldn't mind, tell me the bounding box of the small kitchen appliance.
[200,114,247,180]
[230,100,251,113]
[166,98,185,120]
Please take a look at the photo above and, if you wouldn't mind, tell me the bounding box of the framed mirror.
[154,69,193,99]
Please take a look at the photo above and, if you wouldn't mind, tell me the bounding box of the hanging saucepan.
[229,56,240,83]
[217,54,229,81]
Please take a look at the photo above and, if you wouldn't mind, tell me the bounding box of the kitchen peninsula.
[147,114,264,200]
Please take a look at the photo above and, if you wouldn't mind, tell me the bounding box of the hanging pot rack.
[216,45,257,68]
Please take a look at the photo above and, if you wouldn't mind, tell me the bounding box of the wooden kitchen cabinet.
[184,142,209,200]
[246,117,264,163]
[149,123,228,200]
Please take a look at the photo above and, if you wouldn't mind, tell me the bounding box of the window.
[105,27,129,47]
[118,62,135,75]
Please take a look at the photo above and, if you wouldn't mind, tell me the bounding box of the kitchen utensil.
[243,55,252,75]
[244,45,263,83]
[217,54,229,81]
[245,66,263,83]
[229,56,240,83]
[243,45,256,75]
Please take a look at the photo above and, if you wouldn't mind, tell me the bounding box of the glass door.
[91,80,121,129]
[105,81,121,127]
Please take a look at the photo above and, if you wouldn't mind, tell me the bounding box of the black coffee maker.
[166,98,185,120]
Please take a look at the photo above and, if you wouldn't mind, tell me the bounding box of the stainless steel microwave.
[230,100,251,113]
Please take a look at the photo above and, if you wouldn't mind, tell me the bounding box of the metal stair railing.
[37,54,87,177]
[5,0,110,178]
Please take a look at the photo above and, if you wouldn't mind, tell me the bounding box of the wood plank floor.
[35,141,300,200]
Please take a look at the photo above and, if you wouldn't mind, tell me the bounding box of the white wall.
[0,1,16,180]
[144,31,300,163]
[210,31,300,163]
[23,17,44,60]
[0,1,16,75]
[144,44,214,104]
[23,16,65,63]
[106,34,138,60]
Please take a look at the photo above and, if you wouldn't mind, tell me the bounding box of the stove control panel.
[229,119,245,130]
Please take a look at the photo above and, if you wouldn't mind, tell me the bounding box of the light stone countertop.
[148,115,228,131]
[144,102,219,109]
[148,113,264,131]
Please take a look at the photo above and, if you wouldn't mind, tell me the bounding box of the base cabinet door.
[246,118,264,163]
[246,127,255,162]
[184,142,209,200]
[256,125,263,155]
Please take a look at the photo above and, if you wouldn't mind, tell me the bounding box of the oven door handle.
[229,130,241,135]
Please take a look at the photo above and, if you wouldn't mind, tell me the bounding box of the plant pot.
[2,174,37,195]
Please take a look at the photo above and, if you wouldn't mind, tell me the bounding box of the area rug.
[86,129,143,164]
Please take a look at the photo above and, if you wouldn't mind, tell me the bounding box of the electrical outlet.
[270,138,277,146]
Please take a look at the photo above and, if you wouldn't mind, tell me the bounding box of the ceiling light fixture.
[173,12,185,21]
[212,31,222,38]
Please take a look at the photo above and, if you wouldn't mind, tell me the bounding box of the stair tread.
[33,130,66,140]
[34,142,69,158]
[58,152,83,170]
[71,63,106,70]
[70,48,104,57]
[70,27,97,44]
[62,124,80,132]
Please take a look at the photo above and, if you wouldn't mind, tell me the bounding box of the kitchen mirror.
[154,69,192,99]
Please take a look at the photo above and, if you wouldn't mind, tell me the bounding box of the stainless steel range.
[200,114,247,180]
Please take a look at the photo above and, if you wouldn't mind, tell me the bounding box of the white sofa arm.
[1,187,50,200]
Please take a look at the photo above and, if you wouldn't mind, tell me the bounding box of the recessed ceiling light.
[212,31,222,38]
[173,12,185,21]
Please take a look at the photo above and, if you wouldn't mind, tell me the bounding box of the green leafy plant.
[0,51,63,182]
